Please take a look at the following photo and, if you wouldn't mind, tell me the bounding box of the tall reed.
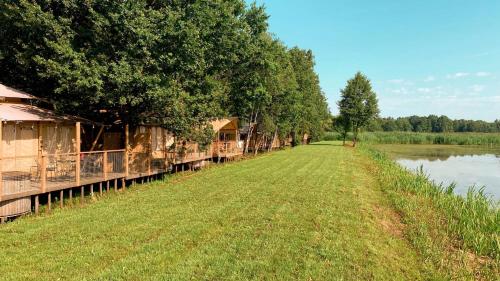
[324,131,500,146]
[363,146,499,260]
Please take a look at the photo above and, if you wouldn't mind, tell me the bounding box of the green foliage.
[337,72,379,146]
[358,131,500,146]
[368,115,500,133]
[0,1,330,143]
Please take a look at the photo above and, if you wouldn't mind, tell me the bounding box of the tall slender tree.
[337,72,379,146]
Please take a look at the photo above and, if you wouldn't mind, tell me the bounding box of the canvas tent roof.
[0,103,88,123]
[0,83,37,99]
[211,117,238,132]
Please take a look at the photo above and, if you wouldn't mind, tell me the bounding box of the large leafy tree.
[0,0,330,148]
[337,72,379,146]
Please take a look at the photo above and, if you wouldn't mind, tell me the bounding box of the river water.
[374,145,500,200]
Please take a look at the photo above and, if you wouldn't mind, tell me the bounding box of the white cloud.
[424,76,435,82]
[476,72,491,77]
[446,72,470,79]
[471,85,485,92]
[417,87,431,93]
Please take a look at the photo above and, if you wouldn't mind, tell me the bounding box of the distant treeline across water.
[364,115,500,133]
[324,131,500,146]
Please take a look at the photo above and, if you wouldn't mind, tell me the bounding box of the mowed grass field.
[1,142,449,280]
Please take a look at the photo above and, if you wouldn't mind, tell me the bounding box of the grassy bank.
[0,142,498,280]
[362,145,499,278]
[324,131,500,146]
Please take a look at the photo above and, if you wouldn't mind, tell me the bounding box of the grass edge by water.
[360,144,499,279]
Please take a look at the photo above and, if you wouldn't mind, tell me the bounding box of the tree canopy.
[366,116,500,133]
[0,0,330,144]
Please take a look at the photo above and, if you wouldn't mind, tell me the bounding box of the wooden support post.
[34,195,39,214]
[75,122,81,186]
[0,120,3,202]
[125,124,129,178]
[114,178,117,192]
[106,181,110,192]
[0,217,5,224]
[99,182,103,195]
[148,127,152,176]
[59,190,63,208]
[121,178,125,191]
[90,184,94,197]
[69,189,72,202]
[41,154,47,192]
[80,186,84,204]
[103,151,108,181]
[47,193,51,213]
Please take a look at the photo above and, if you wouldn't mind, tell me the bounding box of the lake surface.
[375,145,500,200]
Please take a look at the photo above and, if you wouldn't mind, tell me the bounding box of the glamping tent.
[0,84,91,218]
[211,118,243,159]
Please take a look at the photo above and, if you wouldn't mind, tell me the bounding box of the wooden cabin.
[211,118,243,159]
[0,84,90,219]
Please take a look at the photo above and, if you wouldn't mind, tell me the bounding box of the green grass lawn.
[0,142,456,280]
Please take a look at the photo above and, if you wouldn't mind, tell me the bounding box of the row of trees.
[0,1,330,148]
[366,116,500,133]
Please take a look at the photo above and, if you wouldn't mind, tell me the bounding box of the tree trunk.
[268,128,278,152]
[352,126,358,147]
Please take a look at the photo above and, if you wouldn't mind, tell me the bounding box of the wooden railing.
[0,144,227,202]
[215,142,243,156]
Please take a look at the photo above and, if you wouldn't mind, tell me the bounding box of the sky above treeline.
[250,0,500,121]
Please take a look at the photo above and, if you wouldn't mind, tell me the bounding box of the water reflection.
[375,145,500,200]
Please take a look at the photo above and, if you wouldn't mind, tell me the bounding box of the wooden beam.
[75,122,81,186]
[47,192,51,213]
[148,127,152,176]
[60,190,64,208]
[41,154,47,192]
[34,195,39,215]
[125,124,129,178]
[103,151,108,181]
[89,125,105,152]
[0,120,3,202]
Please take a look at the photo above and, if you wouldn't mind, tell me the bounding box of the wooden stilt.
[121,178,125,191]
[80,186,84,204]
[90,184,94,197]
[35,195,39,214]
[60,190,64,208]
[0,217,5,224]
[47,193,51,212]
[114,178,117,192]
[106,181,110,192]
[69,189,72,203]
[99,182,103,195]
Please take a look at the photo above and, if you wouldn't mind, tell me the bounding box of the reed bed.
[324,131,500,146]
[363,146,500,263]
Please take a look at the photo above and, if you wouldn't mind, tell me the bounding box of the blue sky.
[251,0,500,121]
